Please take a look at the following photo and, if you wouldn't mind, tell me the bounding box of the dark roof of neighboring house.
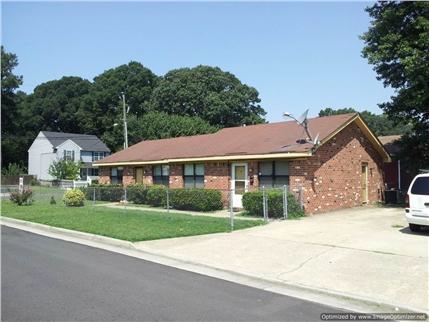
[95,113,390,165]
[41,131,110,152]
[378,135,402,156]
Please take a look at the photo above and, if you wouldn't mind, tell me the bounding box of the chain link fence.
[3,182,304,230]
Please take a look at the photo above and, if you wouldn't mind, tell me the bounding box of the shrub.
[1,162,27,176]
[145,185,167,207]
[48,159,82,180]
[50,196,57,205]
[81,184,124,202]
[242,189,304,218]
[63,189,85,207]
[30,177,40,186]
[9,189,33,206]
[127,184,148,204]
[170,188,223,212]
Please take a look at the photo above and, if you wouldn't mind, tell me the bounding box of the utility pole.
[121,92,128,149]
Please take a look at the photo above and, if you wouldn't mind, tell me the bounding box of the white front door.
[231,163,248,208]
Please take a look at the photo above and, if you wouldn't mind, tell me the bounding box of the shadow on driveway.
[399,226,429,235]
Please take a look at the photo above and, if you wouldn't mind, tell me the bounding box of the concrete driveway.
[135,206,428,312]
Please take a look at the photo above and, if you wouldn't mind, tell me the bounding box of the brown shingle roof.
[378,135,402,155]
[96,113,362,165]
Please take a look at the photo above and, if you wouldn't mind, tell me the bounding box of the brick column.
[169,164,183,188]
[204,161,230,206]
[99,167,110,184]
[122,166,135,186]
[142,165,153,186]
[248,161,259,191]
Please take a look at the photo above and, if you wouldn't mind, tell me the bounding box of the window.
[63,150,75,161]
[184,164,204,188]
[110,167,123,185]
[93,152,105,161]
[411,177,429,195]
[258,161,289,188]
[153,165,169,186]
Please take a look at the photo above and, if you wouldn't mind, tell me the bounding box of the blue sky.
[2,1,393,122]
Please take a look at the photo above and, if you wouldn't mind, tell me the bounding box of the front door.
[135,167,143,184]
[361,163,368,204]
[231,163,248,208]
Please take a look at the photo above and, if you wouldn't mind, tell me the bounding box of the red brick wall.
[248,161,259,191]
[204,161,230,204]
[289,122,384,214]
[170,164,184,188]
[142,165,153,185]
[122,166,135,186]
[99,167,110,184]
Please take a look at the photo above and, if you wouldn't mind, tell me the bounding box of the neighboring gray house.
[28,131,110,181]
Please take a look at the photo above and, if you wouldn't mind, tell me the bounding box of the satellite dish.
[297,109,309,125]
[283,109,317,145]
[313,133,320,145]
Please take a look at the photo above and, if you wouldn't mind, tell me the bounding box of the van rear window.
[411,177,429,195]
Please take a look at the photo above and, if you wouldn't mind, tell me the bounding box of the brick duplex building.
[95,113,390,214]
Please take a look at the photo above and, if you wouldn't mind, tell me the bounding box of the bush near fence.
[242,190,304,218]
[127,184,148,204]
[81,184,124,202]
[171,188,223,212]
[145,185,167,207]
[95,184,223,212]
[63,189,85,207]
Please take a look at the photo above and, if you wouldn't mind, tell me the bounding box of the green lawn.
[1,201,264,242]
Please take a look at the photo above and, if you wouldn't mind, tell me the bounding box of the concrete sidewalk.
[97,202,260,220]
[134,206,429,313]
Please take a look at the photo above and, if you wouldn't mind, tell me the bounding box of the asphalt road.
[1,226,344,321]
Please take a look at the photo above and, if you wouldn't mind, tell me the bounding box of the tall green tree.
[1,47,25,166]
[318,107,410,136]
[19,76,92,134]
[82,61,159,147]
[361,2,429,172]
[149,65,266,127]
[102,112,218,151]
[318,108,356,117]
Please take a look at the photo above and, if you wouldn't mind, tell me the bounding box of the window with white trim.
[93,152,105,161]
[63,150,75,161]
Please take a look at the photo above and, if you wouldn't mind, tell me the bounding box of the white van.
[405,173,429,232]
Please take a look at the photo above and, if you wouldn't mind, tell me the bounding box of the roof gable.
[56,139,82,150]
[41,131,110,152]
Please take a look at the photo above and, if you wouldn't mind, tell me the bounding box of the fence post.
[262,186,268,222]
[283,185,288,220]
[166,188,170,213]
[123,187,127,210]
[229,189,234,231]
[92,187,96,205]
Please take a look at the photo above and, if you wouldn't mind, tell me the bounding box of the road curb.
[1,217,427,315]
[1,217,136,250]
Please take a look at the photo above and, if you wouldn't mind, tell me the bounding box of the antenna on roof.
[283,109,319,146]
[297,109,308,124]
